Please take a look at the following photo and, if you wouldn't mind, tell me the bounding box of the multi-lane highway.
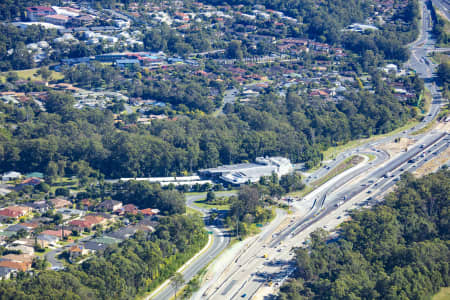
[192,1,448,298]
[200,129,449,300]
[432,0,450,20]
[147,1,449,298]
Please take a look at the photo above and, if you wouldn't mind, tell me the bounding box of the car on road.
[241,293,247,298]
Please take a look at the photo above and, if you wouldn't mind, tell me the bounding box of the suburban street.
[148,191,235,300]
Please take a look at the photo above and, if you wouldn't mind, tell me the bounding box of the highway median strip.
[291,155,366,199]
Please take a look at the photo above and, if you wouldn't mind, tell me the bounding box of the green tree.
[206,190,216,203]
[226,40,244,60]
[37,66,52,82]
[171,272,185,300]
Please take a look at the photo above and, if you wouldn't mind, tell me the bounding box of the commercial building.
[44,14,70,26]
[198,156,293,185]
[26,6,56,21]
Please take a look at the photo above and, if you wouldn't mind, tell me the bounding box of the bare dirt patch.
[377,137,416,156]
[413,147,450,177]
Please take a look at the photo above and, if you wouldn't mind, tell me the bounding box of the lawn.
[289,155,365,198]
[288,185,313,198]
[186,206,203,217]
[366,153,376,161]
[49,177,80,194]
[423,88,433,114]
[430,52,449,65]
[185,190,238,197]
[34,248,52,257]
[432,287,450,300]
[310,155,364,188]
[411,117,438,135]
[193,199,230,211]
[435,9,450,48]
[0,67,64,83]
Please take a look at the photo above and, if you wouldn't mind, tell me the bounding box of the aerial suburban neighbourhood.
[0,0,448,299]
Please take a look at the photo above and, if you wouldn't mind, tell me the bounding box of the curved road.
[148,192,234,300]
[197,1,448,297]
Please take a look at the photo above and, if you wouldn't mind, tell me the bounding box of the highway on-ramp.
[195,1,448,298]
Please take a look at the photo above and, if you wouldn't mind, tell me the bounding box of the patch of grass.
[366,153,376,161]
[310,155,364,188]
[0,67,64,83]
[193,199,230,211]
[430,52,450,65]
[185,192,206,196]
[421,88,432,115]
[288,185,313,198]
[34,248,52,257]
[48,177,79,193]
[292,155,366,198]
[432,287,450,300]
[435,9,450,48]
[186,206,203,217]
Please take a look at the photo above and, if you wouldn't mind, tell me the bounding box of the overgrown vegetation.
[437,60,450,99]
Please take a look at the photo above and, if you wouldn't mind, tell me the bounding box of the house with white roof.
[2,172,22,182]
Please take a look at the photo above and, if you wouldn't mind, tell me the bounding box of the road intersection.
[191,1,449,298]
[149,1,449,298]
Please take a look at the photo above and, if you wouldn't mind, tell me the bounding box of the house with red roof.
[140,208,160,216]
[20,177,42,186]
[0,260,29,272]
[40,229,72,239]
[49,198,72,209]
[118,204,139,215]
[68,215,105,231]
[0,206,32,219]
[69,245,88,261]
[80,199,93,209]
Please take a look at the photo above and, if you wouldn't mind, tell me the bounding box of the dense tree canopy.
[112,180,186,215]
[0,77,415,178]
[279,170,450,299]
